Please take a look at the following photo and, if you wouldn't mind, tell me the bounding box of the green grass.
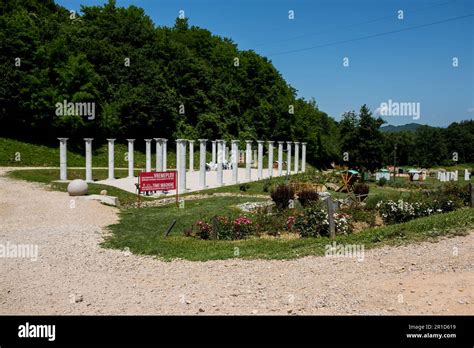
[105,195,267,237]
[103,200,474,261]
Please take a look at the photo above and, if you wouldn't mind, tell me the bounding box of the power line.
[253,0,458,48]
[267,13,474,57]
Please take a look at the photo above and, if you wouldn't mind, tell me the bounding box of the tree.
[339,105,385,171]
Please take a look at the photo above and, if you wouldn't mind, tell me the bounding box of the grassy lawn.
[103,207,474,261]
[106,196,267,236]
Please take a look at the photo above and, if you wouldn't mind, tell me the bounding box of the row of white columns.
[57,138,307,192]
[169,139,308,193]
[58,138,169,183]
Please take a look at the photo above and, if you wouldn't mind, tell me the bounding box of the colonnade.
[57,138,307,193]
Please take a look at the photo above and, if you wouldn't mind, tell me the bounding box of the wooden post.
[469,183,474,208]
[326,197,336,239]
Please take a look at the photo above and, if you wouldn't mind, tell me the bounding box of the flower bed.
[376,198,457,224]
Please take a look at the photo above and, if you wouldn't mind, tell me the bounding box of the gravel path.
[0,169,472,315]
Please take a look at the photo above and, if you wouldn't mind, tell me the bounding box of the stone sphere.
[67,179,88,196]
[100,189,107,196]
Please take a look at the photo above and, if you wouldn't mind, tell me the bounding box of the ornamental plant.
[191,215,254,240]
[297,188,319,207]
[270,184,295,210]
[293,202,351,237]
[375,197,459,225]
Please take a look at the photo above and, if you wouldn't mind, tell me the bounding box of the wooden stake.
[326,197,336,239]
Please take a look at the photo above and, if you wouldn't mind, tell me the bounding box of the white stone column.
[465,169,470,181]
[145,139,152,172]
[176,139,187,193]
[155,138,163,172]
[267,141,274,177]
[286,141,292,175]
[107,138,115,180]
[294,141,300,173]
[222,140,226,164]
[199,139,207,189]
[127,139,135,178]
[257,140,264,179]
[58,138,68,181]
[84,138,93,183]
[232,140,239,183]
[301,142,307,172]
[217,140,224,186]
[277,141,284,176]
[162,139,168,171]
[189,140,194,171]
[211,140,216,164]
[176,140,180,171]
[245,140,252,181]
[181,140,187,192]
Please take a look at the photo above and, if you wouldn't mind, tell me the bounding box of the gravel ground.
[0,169,472,315]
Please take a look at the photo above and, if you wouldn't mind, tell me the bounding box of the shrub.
[378,177,387,187]
[251,208,294,236]
[262,178,273,192]
[293,202,351,237]
[353,183,369,201]
[271,184,295,210]
[192,215,254,240]
[298,188,319,207]
[239,183,250,192]
[441,182,470,205]
[375,197,460,225]
[342,206,377,227]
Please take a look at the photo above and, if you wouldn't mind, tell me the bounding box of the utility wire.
[253,0,458,48]
[267,13,474,57]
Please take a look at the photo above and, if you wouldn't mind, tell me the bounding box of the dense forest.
[0,0,472,169]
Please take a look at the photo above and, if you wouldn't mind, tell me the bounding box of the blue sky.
[57,0,474,127]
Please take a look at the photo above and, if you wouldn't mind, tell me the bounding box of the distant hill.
[381,123,425,133]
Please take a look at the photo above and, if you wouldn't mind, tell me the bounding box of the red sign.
[139,171,177,192]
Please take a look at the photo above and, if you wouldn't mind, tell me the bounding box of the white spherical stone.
[67,179,88,196]
[100,190,107,196]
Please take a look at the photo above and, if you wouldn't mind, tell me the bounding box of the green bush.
[342,206,376,227]
[377,177,387,187]
[293,202,351,237]
[441,182,470,205]
[376,196,460,225]
[239,183,250,192]
[251,208,294,236]
[192,215,254,240]
[262,178,274,192]
[270,184,295,210]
